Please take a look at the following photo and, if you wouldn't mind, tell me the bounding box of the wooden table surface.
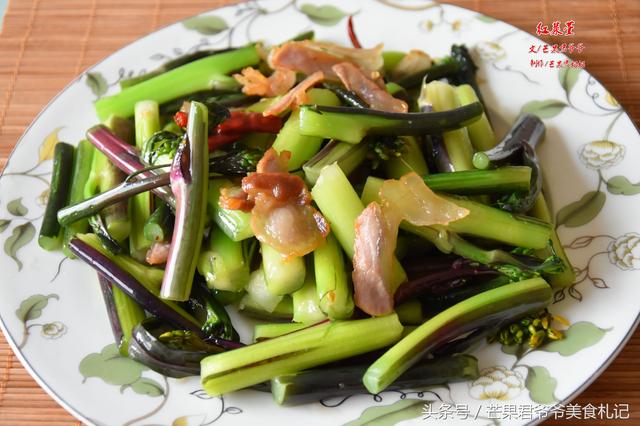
[0,0,638,425]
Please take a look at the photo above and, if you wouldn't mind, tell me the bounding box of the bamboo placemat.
[0,0,638,424]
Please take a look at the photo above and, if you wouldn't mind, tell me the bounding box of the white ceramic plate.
[1,1,639,425]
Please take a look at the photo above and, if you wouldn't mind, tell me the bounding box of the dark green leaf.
[86,72,108,98]
[542,321,608,356]
[344,399,427,426]
[183,15,228,35]
[521,100,567,119]
[299,4,348,26]
[525,366,557,404]
[79,343,148,386]
[0,219,10,233]
[558,67,581,95]
[475,15,497,23]
[7,198,28,216]
[4,222,35,270]
[606,176,640,195]
[15,294,58,323]
[124,377,164,397]
[556,191,605,228]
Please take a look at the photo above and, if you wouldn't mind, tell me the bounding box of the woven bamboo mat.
[0,0,638,424]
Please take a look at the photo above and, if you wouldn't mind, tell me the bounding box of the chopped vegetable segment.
[362,176,552,249]
[160,101,209,301]
[262,242,306,295]
[208,179,254,241]
[529,193,576,288]
[271,88,341,170]
[298,102,483,144]
[201,314,403,396]
[363,277,552,394]
[95,46,260,119]
[253,322,313,342]
[131,100,160,260]
[455,84,496,151]
[39,142,74,250]
[62,140,94,257]
[314,233,354,320]
[272,354,477,405]
[197,225,250,292]
[292,271,326,323]
[420,80,474,171]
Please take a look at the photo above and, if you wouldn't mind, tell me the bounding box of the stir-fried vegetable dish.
[40,23,576,403]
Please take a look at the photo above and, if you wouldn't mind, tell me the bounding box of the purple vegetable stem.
[69,238,200,333]
[202,336,245,350]
[97,274,125,347]
[171,140,192,184]
[394,262,499,304]
[86,125,175,208]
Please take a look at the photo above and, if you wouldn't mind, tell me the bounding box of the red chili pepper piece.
[208,111,283,151]
[174,111,188,128]
[218,111,283,134]
[347,15,362,49]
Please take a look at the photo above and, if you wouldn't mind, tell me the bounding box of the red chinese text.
[536,20,575,36]
[528,43,585,54]
[530,59,585,69]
